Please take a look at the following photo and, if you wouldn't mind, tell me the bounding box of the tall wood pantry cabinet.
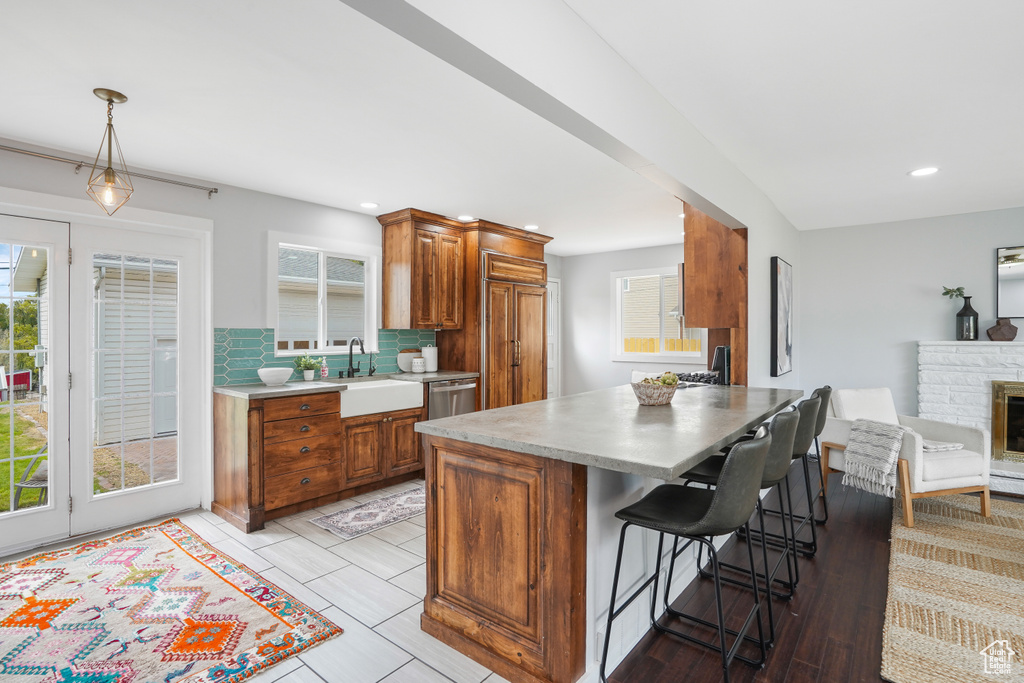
[378,209,552,410]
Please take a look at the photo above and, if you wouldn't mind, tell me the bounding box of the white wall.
[800,206,1024,414]
[0,140,381,328]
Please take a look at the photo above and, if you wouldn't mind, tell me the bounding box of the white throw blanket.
[841,419,908,498]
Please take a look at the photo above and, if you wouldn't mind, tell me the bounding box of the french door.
[69,226,203,535]
[0,215,70,551]
[0,216,203,554]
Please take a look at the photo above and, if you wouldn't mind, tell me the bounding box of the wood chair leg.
[980,487,991,518]
[897,459,914,527]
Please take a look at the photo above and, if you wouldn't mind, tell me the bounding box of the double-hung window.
[611,266,706,363]
[268,232,380,356]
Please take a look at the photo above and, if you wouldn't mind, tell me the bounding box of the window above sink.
[266,230,381,357]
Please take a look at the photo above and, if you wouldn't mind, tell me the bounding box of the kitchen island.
[415,384,803,683]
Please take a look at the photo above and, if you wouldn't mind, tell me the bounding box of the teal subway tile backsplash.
[212,328,437,386]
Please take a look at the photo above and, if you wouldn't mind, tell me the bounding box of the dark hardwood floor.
[609,461,894,683]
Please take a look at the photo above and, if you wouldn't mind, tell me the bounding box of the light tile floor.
[2,478,510,683]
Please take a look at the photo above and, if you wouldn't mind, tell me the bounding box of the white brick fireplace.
[918,341,1024,494]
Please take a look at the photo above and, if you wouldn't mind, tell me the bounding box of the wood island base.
[421,435,587,683]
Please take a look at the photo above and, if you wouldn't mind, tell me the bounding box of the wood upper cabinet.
[682,203,747,329]
[485,280,547,410]
[341,406,424,488]
[682,202,749,386]
[383,217,464,330]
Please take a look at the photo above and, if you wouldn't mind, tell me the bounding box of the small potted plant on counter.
[295,352,325,380]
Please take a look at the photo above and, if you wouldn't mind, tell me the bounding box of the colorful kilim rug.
[0,518,341,682]
[309,486,425,540]
[881,495,1024,682]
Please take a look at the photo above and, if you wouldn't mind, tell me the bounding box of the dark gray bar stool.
[807,385,832,524]
[599,428,772,683]
[678,409,800,646]
[743,395,821,559]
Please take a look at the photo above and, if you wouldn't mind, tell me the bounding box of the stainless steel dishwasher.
[428,379,477,419]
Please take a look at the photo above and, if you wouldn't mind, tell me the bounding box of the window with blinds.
[612,268,706,361]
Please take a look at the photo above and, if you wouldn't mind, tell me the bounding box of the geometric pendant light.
[86,88,133,215]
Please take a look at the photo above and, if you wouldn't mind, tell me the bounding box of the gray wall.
[561,243,706,395]
[0,140,381,329]
[800,206,1024,414]
[560,217,803,396]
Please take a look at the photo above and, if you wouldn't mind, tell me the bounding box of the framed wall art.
[771,256,793,377]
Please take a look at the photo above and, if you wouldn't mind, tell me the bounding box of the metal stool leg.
[812,436,829,524]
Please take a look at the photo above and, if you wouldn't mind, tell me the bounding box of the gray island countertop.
[416,384,804,479]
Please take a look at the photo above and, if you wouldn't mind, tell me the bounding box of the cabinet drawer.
[263,392,339,422]
[264,413,340,444]
[483,252,547,285]
[265,463,342,510]
[264,434,340,478]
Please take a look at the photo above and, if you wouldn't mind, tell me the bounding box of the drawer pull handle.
[300,404,311,411]
[300,446,311,453]
[300,477,311,485]
[300,425,310,432]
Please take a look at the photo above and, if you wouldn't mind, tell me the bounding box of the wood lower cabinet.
[421,435,586,683]
[341,407,424,487]
[213,390,426,532]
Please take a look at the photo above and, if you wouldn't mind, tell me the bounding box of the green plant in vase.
[942,286,978,340]
[941,286,965,300]
[295,352,325,379]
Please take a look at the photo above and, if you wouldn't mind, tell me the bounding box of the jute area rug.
[882,495,1024,682]
[309,485,425,540]
[0,519,341,682]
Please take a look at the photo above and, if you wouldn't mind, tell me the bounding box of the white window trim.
[267,230,381,356]
[610,266,708,364]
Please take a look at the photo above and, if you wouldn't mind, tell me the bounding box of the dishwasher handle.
[430,382,477,394]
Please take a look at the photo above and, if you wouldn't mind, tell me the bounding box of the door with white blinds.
[69,226,202,534]
[0,215,70,553]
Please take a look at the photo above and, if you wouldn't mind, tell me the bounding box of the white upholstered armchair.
[819,388,991,527]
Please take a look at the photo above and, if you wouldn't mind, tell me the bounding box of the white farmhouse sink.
[339,379,423,418]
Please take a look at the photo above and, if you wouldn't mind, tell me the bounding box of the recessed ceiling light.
[360,202,379,209]
[524,224,539,231]
[909,167,939,177]
[457,215,474,222]
[678,213,685,218]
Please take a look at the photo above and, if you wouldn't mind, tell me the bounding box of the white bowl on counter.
[258,367,293,386]
[396,349,420,373]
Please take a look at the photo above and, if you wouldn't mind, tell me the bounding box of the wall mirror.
[997,245,1024,318]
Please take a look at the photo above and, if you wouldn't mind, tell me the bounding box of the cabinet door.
[341,415,385,488]
[514,284,547,405]
[437,232,463,329]
[485,281,515,410]
[412,228,440,329]
[385,408,424,476]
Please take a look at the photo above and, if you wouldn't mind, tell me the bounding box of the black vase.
[956,296,979,341]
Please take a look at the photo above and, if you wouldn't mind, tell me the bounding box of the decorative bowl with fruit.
[630,372,680,405]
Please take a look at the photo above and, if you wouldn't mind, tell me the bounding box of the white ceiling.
[2,1,1023,254]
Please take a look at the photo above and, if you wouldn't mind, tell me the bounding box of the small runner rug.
[310,486,425,540]
[881,495,1024,682]
[0,518,341,683]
